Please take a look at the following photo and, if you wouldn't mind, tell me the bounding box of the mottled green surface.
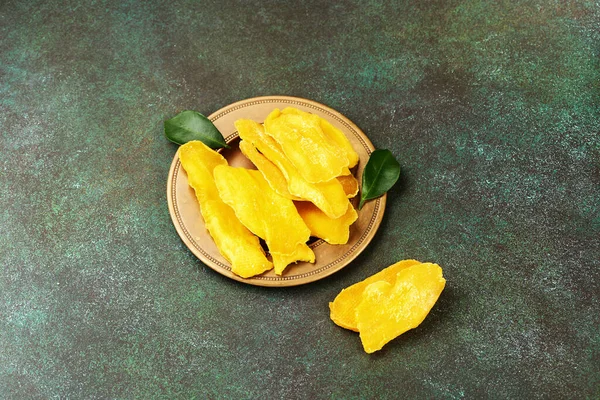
[1,0,599,398]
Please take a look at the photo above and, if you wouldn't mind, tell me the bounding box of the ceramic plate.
[167,96,385,286]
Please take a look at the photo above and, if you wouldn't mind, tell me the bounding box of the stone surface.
[1,0,598,398]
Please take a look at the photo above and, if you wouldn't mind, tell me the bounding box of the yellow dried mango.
[356,263,446,353]
[271,242,316,275]
[278,107,359,168]
[319,115,359,168]
[337,174,359,198]
[329,259,421,331]
[238,139,300,200]
[179,141,273,278]
[295,201,358,245]
[213,165,314,275]
[264,108,350,183]
[235,119,349,219]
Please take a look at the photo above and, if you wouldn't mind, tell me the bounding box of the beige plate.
[167,96,385,287]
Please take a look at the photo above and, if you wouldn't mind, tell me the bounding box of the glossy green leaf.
[359,149,400,210]
[164,110,229,148]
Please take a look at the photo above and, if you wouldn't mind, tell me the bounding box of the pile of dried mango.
[330,260,446,353]
[178,107,360,278]
[172,106,446,354]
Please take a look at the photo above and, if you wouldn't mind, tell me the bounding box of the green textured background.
[1,0,599,398]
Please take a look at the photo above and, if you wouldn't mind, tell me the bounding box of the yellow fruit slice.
[356,263,446,353]
[238,139,300,200]
[271,243,316,275]
[213,165,314,275]
[319,116,359,168]
[295,201,358,245]
[329,259,421,331]
[178,141,273,278]
[264,108,350,183]
[337,174,359,198]
[278,107,359,168]
[236,119,349,219]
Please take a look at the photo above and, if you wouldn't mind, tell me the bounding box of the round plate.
[167,96,385,286]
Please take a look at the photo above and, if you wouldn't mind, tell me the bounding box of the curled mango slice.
[356,263,446,353]
[238,139,300,200]
[329,259,421,331]
[179,141,273,278]
[271,242,316,275]
[337,174,359,198]
[214,165,314,275]
[235,119,349,219]
[295,201,358,245]
[264,108,351,183]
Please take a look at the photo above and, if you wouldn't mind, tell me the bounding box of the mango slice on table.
[264,108,351,183]
[235,119,349,219]
[178,141,273,278]
[295,201,358,245]
[329,259,422,331]
[238,139,300,200]
[356,263,446,353]
[213,165,314,275]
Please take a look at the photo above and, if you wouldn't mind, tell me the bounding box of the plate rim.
[167,95,386,287]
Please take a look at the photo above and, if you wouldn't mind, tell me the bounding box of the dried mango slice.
[295,201,358,245]
[337,174,359,198]
[276,107,360,169]
[280,108,359,168]
[264,108,350,183]
[329,259,421,331]
[238,139,300,200]
[319,116,359,168]
[213,165,314,275]
[236,119,349,219]
[271,243,315,275]
[356,263,446,353]
[179,141,273,278]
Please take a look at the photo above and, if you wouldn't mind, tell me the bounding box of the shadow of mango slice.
[357,263,446,353]
[329,259,422,331]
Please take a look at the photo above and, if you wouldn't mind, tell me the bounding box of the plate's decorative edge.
[170,96,384,284]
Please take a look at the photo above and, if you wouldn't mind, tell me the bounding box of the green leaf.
[164,110,229,148]
[359,149,401,210]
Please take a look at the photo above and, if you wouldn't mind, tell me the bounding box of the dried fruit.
[264,108,351,183]
[329,259,421,331]
[214,165,314,275]
[177,108,362,279]
[235,119,349,219]
[295,201,358,245]
[356,263,445,353]
[337,174,359,198]
[319,115,359,168]
[277,107,359,168]
[178,141,273,278]
[238,139,300,200]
